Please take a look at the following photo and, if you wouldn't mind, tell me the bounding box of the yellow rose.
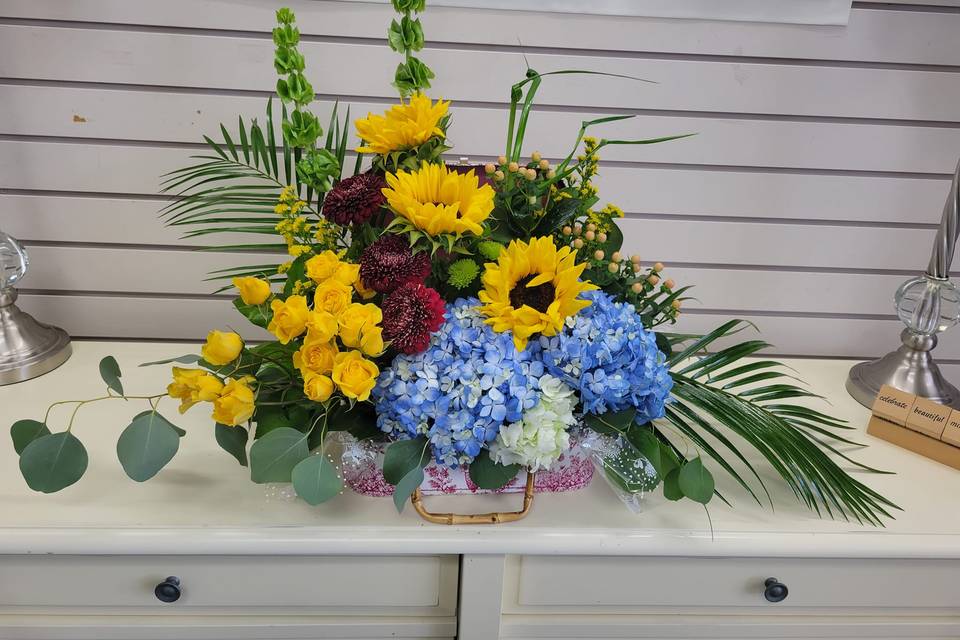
[331,350,379,402]
[305,250,360,286]
[333,261,360,286]
[200,330,244,366]
[304,251,340,284]
[232,276,271,305]
[305,310,338,343]
[293,337,338,375]
[303,371,334,402]
[338,302,383,349]
[268,295,310,344]
[313,279,353,317]
[167,367,223,414]
[355,277,377,300]
[359,325,385,356]
[212,377,256,426]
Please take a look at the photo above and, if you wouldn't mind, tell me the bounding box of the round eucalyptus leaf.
[19,432,88,493]
[291,454,342,505]
[249,427,309,484]
[468,450,520,490]
[11,419,51,455]
[98,355,124,396]
[116,412,180,482]
[392,465,425,514]
[382,437,429,485]
[678,457,716,505]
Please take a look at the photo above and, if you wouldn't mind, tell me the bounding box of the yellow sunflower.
[382,163,494,237]
[355,93,449,155]
[478,236,597,351]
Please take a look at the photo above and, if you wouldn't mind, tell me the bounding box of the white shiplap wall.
[1,0,960,377]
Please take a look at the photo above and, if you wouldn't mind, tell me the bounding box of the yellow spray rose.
[313,279,353,317]
[305,251,341,284]
[200,330,243,366]
[167,367,224,414]
[305,251,359,286]
[337,303,383,351]
[293,337,339,375]
[212,377,256,426]
[359,326,385,356]
[268,295,310,344]
[232,276,271,305]
[331,350,379,402]
[303,371,334,402]
[305,310,338,343]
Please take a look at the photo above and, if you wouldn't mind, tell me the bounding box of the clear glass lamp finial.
[895,275,960,336]
[0,229,29,289]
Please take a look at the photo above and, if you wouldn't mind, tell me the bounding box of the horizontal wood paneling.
[1,0,958,379]
[3,1,959,66]
[0,142,951,226]
[5,84,960,175]
[3,26,960,124]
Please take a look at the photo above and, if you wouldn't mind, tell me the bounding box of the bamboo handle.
[410,472,535,525]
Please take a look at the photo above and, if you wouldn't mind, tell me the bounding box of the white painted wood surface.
[4,343,960,637]
[1,0,959,378]
[3,342,960,558]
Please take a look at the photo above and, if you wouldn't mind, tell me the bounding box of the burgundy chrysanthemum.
[382,283,446,355]
[322,172,386,226]
[359,234,431,294]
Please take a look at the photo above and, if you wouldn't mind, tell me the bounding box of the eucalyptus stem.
[46,393,168,432]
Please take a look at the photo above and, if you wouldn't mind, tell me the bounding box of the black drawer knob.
[763,577,788,603]
[154,576,181,603]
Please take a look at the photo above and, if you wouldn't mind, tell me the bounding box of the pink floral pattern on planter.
[341,436,593,497]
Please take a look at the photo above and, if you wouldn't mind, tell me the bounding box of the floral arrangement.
[9,3,896,525]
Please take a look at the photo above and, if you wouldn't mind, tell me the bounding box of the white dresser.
[1,343,959,640]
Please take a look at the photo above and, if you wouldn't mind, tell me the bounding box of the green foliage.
[388,15,424,53]
[326,402,383,441]
[216,423,249,466]
[249,427,310,483]
[116,412,181,482]
[139,354,200,367]
[468,449,520,490]
[19,432,88,494]
[99,356,123,396]
[677,457,715,504]
[383,437,429,485]
[393,465,425,513]
[233,298,272,329]
[11,419,50,456]
[292,454,342,505]
[583,407,636,435]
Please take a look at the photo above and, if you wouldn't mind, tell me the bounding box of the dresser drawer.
[0,555,457,613]
[509,555,960,611]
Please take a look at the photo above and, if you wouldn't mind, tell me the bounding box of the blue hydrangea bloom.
[537,290,673,424]
[373,298,545,468]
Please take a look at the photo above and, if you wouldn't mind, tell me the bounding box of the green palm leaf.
[651,321,898,525]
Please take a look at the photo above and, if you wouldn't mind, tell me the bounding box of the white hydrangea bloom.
[490,374,577,472]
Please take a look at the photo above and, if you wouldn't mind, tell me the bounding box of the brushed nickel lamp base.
[847,329,960,410]
[0,288,71,386]
[0,229,72,385]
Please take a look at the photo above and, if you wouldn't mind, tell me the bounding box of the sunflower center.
[509,274,555,313]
